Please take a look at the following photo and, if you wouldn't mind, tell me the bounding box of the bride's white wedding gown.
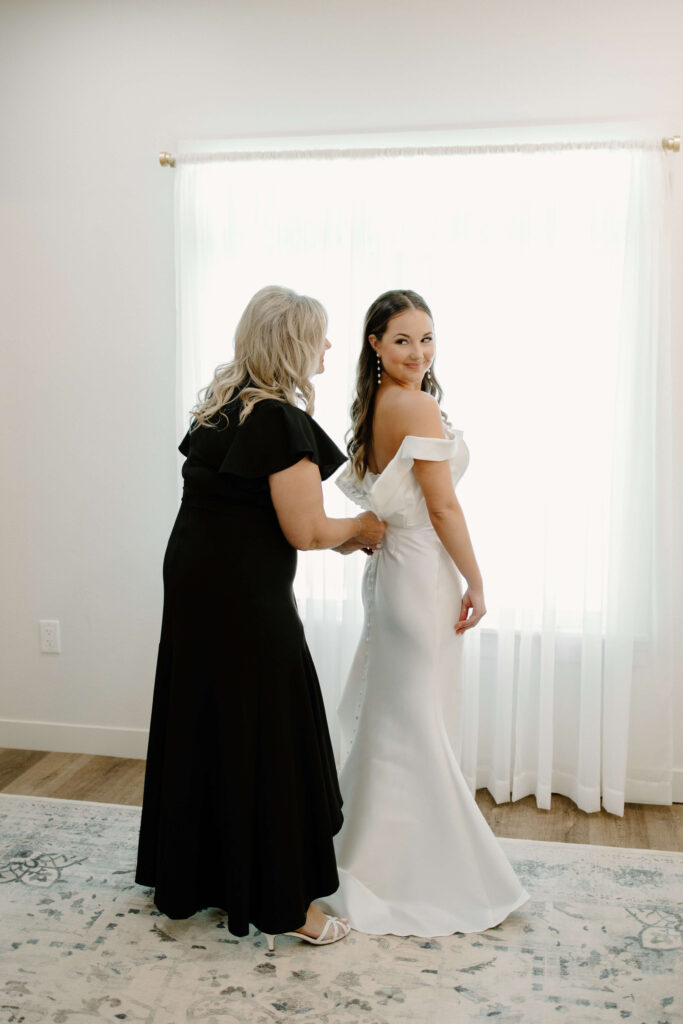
[317,427,529,936]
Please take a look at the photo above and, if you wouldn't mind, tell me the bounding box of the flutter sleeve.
[218,399,347,480]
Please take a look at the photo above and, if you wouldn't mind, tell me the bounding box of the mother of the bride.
[135,285,385,951]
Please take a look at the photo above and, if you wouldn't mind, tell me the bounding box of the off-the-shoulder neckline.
[365,432,460,481]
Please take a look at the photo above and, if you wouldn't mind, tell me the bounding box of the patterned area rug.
[0,794,680,1024]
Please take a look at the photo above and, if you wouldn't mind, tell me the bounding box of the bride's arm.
[389,392,486,633]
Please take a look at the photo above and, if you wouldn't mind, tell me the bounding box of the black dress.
[135,391,348,937]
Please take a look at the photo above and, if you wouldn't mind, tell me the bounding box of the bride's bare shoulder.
[379,389,443,437]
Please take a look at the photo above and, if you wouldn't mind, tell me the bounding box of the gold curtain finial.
[662,136,680,152]
[159,151,176,168]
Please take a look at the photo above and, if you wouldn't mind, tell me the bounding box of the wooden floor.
[1,747,681,852]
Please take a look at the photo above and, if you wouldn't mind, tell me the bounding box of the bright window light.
[177,148,633,633]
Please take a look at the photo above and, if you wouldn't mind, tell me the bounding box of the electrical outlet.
[40,620,61,654]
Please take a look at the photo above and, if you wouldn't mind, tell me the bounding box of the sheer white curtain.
[175,143,674,815]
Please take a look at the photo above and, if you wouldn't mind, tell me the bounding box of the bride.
[318,289,529,937]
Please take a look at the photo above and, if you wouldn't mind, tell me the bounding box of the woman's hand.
[332,537,367,555]
[455,588,486,634]
[355,511,386,549]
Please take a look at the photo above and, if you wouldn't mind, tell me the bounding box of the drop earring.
[376,353,382,383]
[426,366,431,380]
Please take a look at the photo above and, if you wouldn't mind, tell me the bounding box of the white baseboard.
[0,718,148,759]
[673,769,683,803]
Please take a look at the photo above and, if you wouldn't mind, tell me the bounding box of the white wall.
[1,1,682,788]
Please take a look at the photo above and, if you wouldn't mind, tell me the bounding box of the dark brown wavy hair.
[346,289,448,479]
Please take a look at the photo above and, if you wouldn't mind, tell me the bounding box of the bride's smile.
[370,307,434,389]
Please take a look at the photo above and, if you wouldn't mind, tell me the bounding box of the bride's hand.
[355,511,386,549]
[455,588,486,634]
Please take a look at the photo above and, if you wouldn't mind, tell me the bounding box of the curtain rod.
[159,135,680,167]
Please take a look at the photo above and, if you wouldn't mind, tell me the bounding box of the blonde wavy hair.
[189,285,327,431]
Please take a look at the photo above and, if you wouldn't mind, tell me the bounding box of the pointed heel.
[263,932,276,951]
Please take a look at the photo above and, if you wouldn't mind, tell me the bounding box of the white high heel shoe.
[263,915,351,951]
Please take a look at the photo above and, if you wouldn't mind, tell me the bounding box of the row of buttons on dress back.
[341,551,379,765]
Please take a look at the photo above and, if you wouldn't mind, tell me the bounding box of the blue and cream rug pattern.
[0,793,680,1023]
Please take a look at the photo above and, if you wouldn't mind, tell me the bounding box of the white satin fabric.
[317,430,529,936]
